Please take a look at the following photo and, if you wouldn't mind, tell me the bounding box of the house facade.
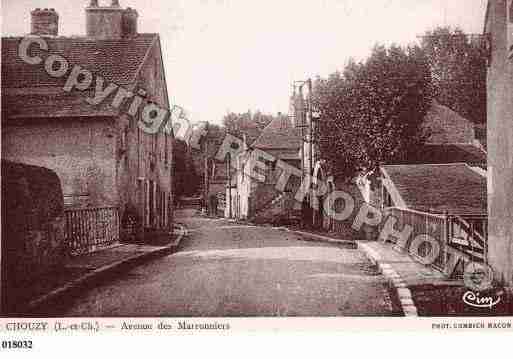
[1,1,174,240]
[484,0,513,285]
[227,115,303,222]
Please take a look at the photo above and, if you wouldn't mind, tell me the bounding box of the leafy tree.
[312,44,433,180]
[173,139,201,197]
[420,26,487,124]
[222,110,274,143]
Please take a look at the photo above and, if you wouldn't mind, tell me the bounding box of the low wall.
[1,160,65,313]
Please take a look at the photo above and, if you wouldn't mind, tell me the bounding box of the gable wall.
[487,0,513,285]
[2,118,117,208]
[116,36,174,229]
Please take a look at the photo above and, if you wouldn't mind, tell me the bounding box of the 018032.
[1,340,33,349]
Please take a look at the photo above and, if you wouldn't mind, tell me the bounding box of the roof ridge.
[383,162,469,167]
[131,34,159,85]
[251,117,277,146]
[1,33,158,40]
[251,116,299,148]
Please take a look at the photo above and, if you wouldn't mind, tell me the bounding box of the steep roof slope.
[422,100,475,144]
[251,116,302,151]
[1,34,157,118]
[382,163,487,215]
[397,144,487,166]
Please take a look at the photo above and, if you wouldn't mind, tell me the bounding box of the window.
[264,160,276,183]
[382,187,393,208]
[149,180,155,227]
[164,132,168,165]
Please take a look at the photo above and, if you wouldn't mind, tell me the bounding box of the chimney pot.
[31,8,59,36]
[86,1,126,39]
[122,7,138,37]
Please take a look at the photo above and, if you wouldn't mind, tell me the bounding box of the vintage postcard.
[0,0,512,347]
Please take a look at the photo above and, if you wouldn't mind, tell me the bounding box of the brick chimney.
[31,8,59,36]
[86,0,138,39]
[122,7,139,37]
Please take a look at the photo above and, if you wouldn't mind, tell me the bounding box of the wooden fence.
[64,206,119,256]
[381,207,488,276]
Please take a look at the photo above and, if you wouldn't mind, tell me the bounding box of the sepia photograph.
[0,0,512,335]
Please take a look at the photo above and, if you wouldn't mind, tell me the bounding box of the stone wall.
[1,160,65,313]
[2,118,117,208]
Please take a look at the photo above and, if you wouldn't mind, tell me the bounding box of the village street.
[52,208,401,317]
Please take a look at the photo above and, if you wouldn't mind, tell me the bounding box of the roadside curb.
[357,241,418,317]
[280,228,357,248]
[26,224,188,313]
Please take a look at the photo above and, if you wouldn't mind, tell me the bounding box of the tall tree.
[222,110,275,143]
[312,44,433,180]
[421,26,487,124]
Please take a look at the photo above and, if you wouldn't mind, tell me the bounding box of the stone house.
[356,101,487,210]
[1,1,174,239]
[227,115,303,222]
[484,0,513,285]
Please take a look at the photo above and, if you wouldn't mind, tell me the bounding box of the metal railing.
[64,206,119,256]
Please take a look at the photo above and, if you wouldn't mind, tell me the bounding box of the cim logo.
[462,291,501,309]
[462,262,501,309]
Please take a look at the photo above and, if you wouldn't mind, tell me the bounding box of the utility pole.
[203,124,210,215]
[308,78,313,179]
[227,153,232,218]
[307,78,315,228]
[293,79,312,228]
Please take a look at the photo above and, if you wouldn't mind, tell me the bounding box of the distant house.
[421,100,478,145]
[205,159,230,216]
[227,115,303,221]
[187,126,230,212]
[356,101,487,210]
[1,1,174,240]
[484,0,513,285]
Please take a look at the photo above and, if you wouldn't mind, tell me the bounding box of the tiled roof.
[2,34,157,87]
[1,34,157,118]
[251,116,302,151]
[2,90,117,118]
[382,163,487,215]
[397,144,487,166]
[422,101,475,144]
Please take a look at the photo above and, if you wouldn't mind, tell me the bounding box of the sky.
[1,0,488,125]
